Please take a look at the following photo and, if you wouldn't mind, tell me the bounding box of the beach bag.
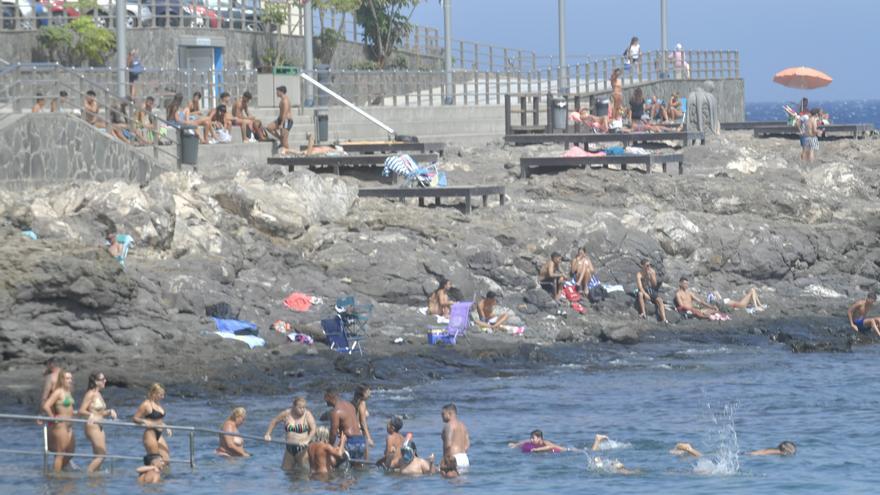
[571,302,587,314]
[588,285,608,303]
[206,302,238,319]
[562,284,581,302]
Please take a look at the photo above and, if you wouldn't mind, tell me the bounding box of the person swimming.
[671,440,796,457]
[509,429,568,453]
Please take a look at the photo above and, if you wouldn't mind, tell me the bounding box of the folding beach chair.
[321,316,362,355]
[438,301,474,345]
[334,295,373,337]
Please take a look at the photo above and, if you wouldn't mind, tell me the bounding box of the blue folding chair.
[321,316,362,355]
[438,301,474,345]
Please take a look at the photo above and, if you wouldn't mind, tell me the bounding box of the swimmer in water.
[41,369,76,472]
[439,403,470,478]
[376,416,436,475]
[217,407,250,457]
[670,440,796,457]
[137,454,165,484]
[508,430,569,453]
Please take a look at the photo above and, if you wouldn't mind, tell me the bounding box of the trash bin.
[314,110,329,143]
[595,97,610,118]
[177,125,199,165]
[551,95,568,131]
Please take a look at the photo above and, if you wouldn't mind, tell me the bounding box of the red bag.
[563,285,581,302]
[571,302,587,314]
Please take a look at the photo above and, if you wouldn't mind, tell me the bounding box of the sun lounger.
[357,185,506,215]
[520,153,685,178]
[504,131,704,147]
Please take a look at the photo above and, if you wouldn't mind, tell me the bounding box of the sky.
[410,0,879,102]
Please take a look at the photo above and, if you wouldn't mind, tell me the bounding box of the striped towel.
[587,275,601,290]
[382,154,419,177]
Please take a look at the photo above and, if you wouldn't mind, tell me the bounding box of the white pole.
[116,0,126,98]
[300,73,395,135]
[443,0,453,104]
[557,0,567,94]
[660,0,668,76]
[304,0,315,106]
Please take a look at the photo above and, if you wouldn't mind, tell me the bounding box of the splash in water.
[694,402,741,476]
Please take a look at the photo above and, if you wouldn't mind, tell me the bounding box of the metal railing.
[0,412,290,472]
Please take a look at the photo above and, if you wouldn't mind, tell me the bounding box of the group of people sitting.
[427,278,518,334]
[537,251,767,323]
[569,86,686,134]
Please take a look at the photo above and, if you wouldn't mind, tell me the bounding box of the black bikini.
[145,408,165,439]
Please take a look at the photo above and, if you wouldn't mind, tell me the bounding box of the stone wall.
[0,113,163,189]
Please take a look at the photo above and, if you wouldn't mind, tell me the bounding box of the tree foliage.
[355,0,421,68]
[38,16,116,67]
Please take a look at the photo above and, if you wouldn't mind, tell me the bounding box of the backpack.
[588,285,608,303]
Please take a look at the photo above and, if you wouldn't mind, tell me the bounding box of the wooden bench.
[520,154,685,178]
[504,131,705,147]
[752,123,874,139]
[267,153,440,183]
[357,185,506,215]
[721,121,786,130]
[299,142,446,156]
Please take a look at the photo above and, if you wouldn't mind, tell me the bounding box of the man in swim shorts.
[538,252,566,301]
[265,85,293,153]
[636,259,667,323]
[325,388,366,460]
[475,291,509,332]
[440,403,469,477]
[848,291,880,336]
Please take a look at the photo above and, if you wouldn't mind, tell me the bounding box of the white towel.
[214,332,265,349]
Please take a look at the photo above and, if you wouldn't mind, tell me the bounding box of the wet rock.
[600,327,640,345]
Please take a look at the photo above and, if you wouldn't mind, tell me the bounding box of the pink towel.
[283,292,312,312]
[562,146,607,158]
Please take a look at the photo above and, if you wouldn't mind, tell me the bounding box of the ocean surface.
[2,339,879,494]
[745,99,880,128]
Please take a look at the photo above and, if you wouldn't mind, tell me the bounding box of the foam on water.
[694,403,741,476]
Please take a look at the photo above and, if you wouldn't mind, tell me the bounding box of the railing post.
[42,424,48,474]
[735,51,740,78]
[189,430,196,469]
[488,45,494,72]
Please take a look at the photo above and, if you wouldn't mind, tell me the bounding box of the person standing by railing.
[127,49,143,99]
[669,43,689,79]
[624,36,641,80]
[133,383,172,462]
[216,407,250,457]
[41,369,76,472]
[78,371,117,473]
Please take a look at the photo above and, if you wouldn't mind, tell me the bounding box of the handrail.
[0,412,293,472]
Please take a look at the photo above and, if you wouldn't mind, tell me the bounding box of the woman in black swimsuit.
[133,383,172,462]
[264,396,316,470]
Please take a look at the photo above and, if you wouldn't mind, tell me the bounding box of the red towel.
[283,292,312,312]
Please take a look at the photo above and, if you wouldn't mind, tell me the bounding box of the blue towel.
[605,146,626,156]
[21,230,38,240]
[213,318,258,336]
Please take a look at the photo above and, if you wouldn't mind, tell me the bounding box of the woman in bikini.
[264,396,316,470]
[78,371,117,472]
[610,68,623,120]
[41,370,76,472]
[133,383,172,462]
[216,407,250,457]
[353,384,375,459]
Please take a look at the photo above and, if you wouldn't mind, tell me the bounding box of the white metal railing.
[0,412,289,472]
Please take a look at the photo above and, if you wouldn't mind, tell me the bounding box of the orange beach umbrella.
[772,66,832,90]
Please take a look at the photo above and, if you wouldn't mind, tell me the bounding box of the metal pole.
[301,73,395,135]
[304,0,315,107]
[116,0,126,98]
[42,424,48,474]
[189,431,196,469]
[557,0,568,94]
[443,0,453,105]
[660,0,668,76]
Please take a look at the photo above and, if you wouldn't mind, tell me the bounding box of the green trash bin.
[272,66,300,75]
[177,125,199,165]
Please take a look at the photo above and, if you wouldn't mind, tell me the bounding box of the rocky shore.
[1,131,878,407]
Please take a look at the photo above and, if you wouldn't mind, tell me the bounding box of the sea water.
[746,99,880,128]
[1,340,879,494]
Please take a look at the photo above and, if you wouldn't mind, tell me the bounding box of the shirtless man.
[325,388,366,460]
[308,426,348,476]
[539,252,566,301]
[636,259,667,323]
[674,277,718,320]
[137,454,165,484]
[266,85,292,153]
[475,291,509,331]
[570,247,596,294]
[231,91,258,142]
[32,93,46,113]
[804,108,820,162]
[509,429,568,453]
[51,91,68,113]
[848,291,880,336]
[83,90,104,128]
[439,403,469,478]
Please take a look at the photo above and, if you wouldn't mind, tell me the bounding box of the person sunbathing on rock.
[539,252,567,301]
[707,287,766,312]
[570,247,596,294]
[674,277,718,319]
[636,259,667,323]
[848,291,880,336]
[475,291,509,332]
[428,278,453,318]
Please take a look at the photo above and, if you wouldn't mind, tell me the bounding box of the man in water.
[137,454,165,484]
[509,429,567,453]
[636,259,668,323]
[377,416,436,474]
[475,291,509,332]
[440,403,469,477]
[674,277,718,319]
[265,85,292,154]
[308,426,348,475]
[671,440,796,457]
[539,252,566,301]
[325,388,366,460]
[848,291,880,336]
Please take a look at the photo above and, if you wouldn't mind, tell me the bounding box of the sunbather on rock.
[636,259,667,323]
[428,278,453,317]
[674,277,718,319]
[539,253,567,301]
[475,291,509,331]
[570,247,595,294]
